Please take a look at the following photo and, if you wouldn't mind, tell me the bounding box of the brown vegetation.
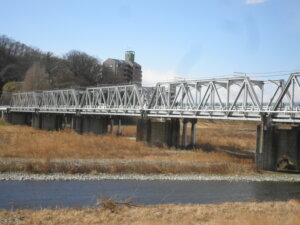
[195,120,257,152]
[121,125,137,137]
[0,123,256,175]
[1,200,299,225]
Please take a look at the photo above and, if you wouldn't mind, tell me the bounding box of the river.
[1,180,300,209]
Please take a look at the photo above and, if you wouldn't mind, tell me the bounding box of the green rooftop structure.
[125,51,135,63]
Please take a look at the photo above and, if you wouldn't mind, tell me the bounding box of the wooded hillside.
[0,35,103,93]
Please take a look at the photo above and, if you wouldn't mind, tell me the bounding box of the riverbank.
[1,171,300,182]
[1,201,299,225]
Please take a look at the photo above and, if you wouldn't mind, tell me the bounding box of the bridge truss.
[2,73,300,123]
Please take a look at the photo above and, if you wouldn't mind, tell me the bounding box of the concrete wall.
[3,112,113,137]
[40,114,63,131]
[73,116,108,135]
[256,124,300,171]
[9,112,31,125]
[32,113,41,129]
[136,118,180,147]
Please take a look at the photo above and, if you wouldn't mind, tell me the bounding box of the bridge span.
[1,73,300,172]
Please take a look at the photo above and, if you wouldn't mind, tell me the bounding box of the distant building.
[102,51,142,85]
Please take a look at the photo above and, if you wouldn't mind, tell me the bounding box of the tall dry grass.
[0,125,252,163]
[195,120,257,152]
[0,123,256,174]
[121,125,137,137]
[1,200,299,225]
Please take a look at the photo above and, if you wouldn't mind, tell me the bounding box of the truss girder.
[4,73,300,122]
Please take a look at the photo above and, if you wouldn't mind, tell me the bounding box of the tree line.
[0,35,106,93]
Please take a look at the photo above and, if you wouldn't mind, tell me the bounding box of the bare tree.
[65,50,102,87]
[51,66,76,89]
[22,62,50,91]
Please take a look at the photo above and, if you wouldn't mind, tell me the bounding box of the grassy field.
[0,119,258,174]
[1,200,299,225]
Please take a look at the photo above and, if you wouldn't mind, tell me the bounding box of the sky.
[1,0,300,85]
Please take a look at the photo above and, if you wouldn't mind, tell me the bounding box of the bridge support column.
[1,111,5,119]
[109,118,114,135]
[256,121,300,171]
[136,118,180,147]
[181,119,188,148]
[136,118,150,142]
[73,116,83,134]
[170,118,180,148]
[32,113,41,129]
[117,119,122,136]
[190,119,197,148]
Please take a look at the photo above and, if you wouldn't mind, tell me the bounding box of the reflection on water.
[0,180,300,209]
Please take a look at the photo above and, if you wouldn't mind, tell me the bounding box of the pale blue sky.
[1,0,300,83]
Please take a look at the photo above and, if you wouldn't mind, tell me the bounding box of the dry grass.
[0,125,253,163]
[97,197,134,213]
[1,200,299,225]
[0,159,256,175]
[0,121,257,174]
[121,125,137,137]
[195,120,257,152]
[0,118,8,126]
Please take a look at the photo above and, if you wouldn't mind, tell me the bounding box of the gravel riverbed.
[0,172,300,182]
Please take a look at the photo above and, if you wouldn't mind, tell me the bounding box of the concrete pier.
[181,119,197,148]
[136,118,180,147]
[72,115,108,135]
[40,114,63,130]
[190,119,197,147]
[109,118,114,135]
[9,112,31,125]
[32,113,41,129]
[117,119,122,136]
[256,123,300,171]
[181,119,188,148]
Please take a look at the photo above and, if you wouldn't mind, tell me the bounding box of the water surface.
[1,180,300,209]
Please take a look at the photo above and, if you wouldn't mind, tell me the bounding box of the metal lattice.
[3,73,300,122]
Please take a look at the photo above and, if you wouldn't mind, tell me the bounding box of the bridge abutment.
[136,118,180,147]
[256,123,300,171]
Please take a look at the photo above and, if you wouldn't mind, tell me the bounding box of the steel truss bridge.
[2,72,300,123]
